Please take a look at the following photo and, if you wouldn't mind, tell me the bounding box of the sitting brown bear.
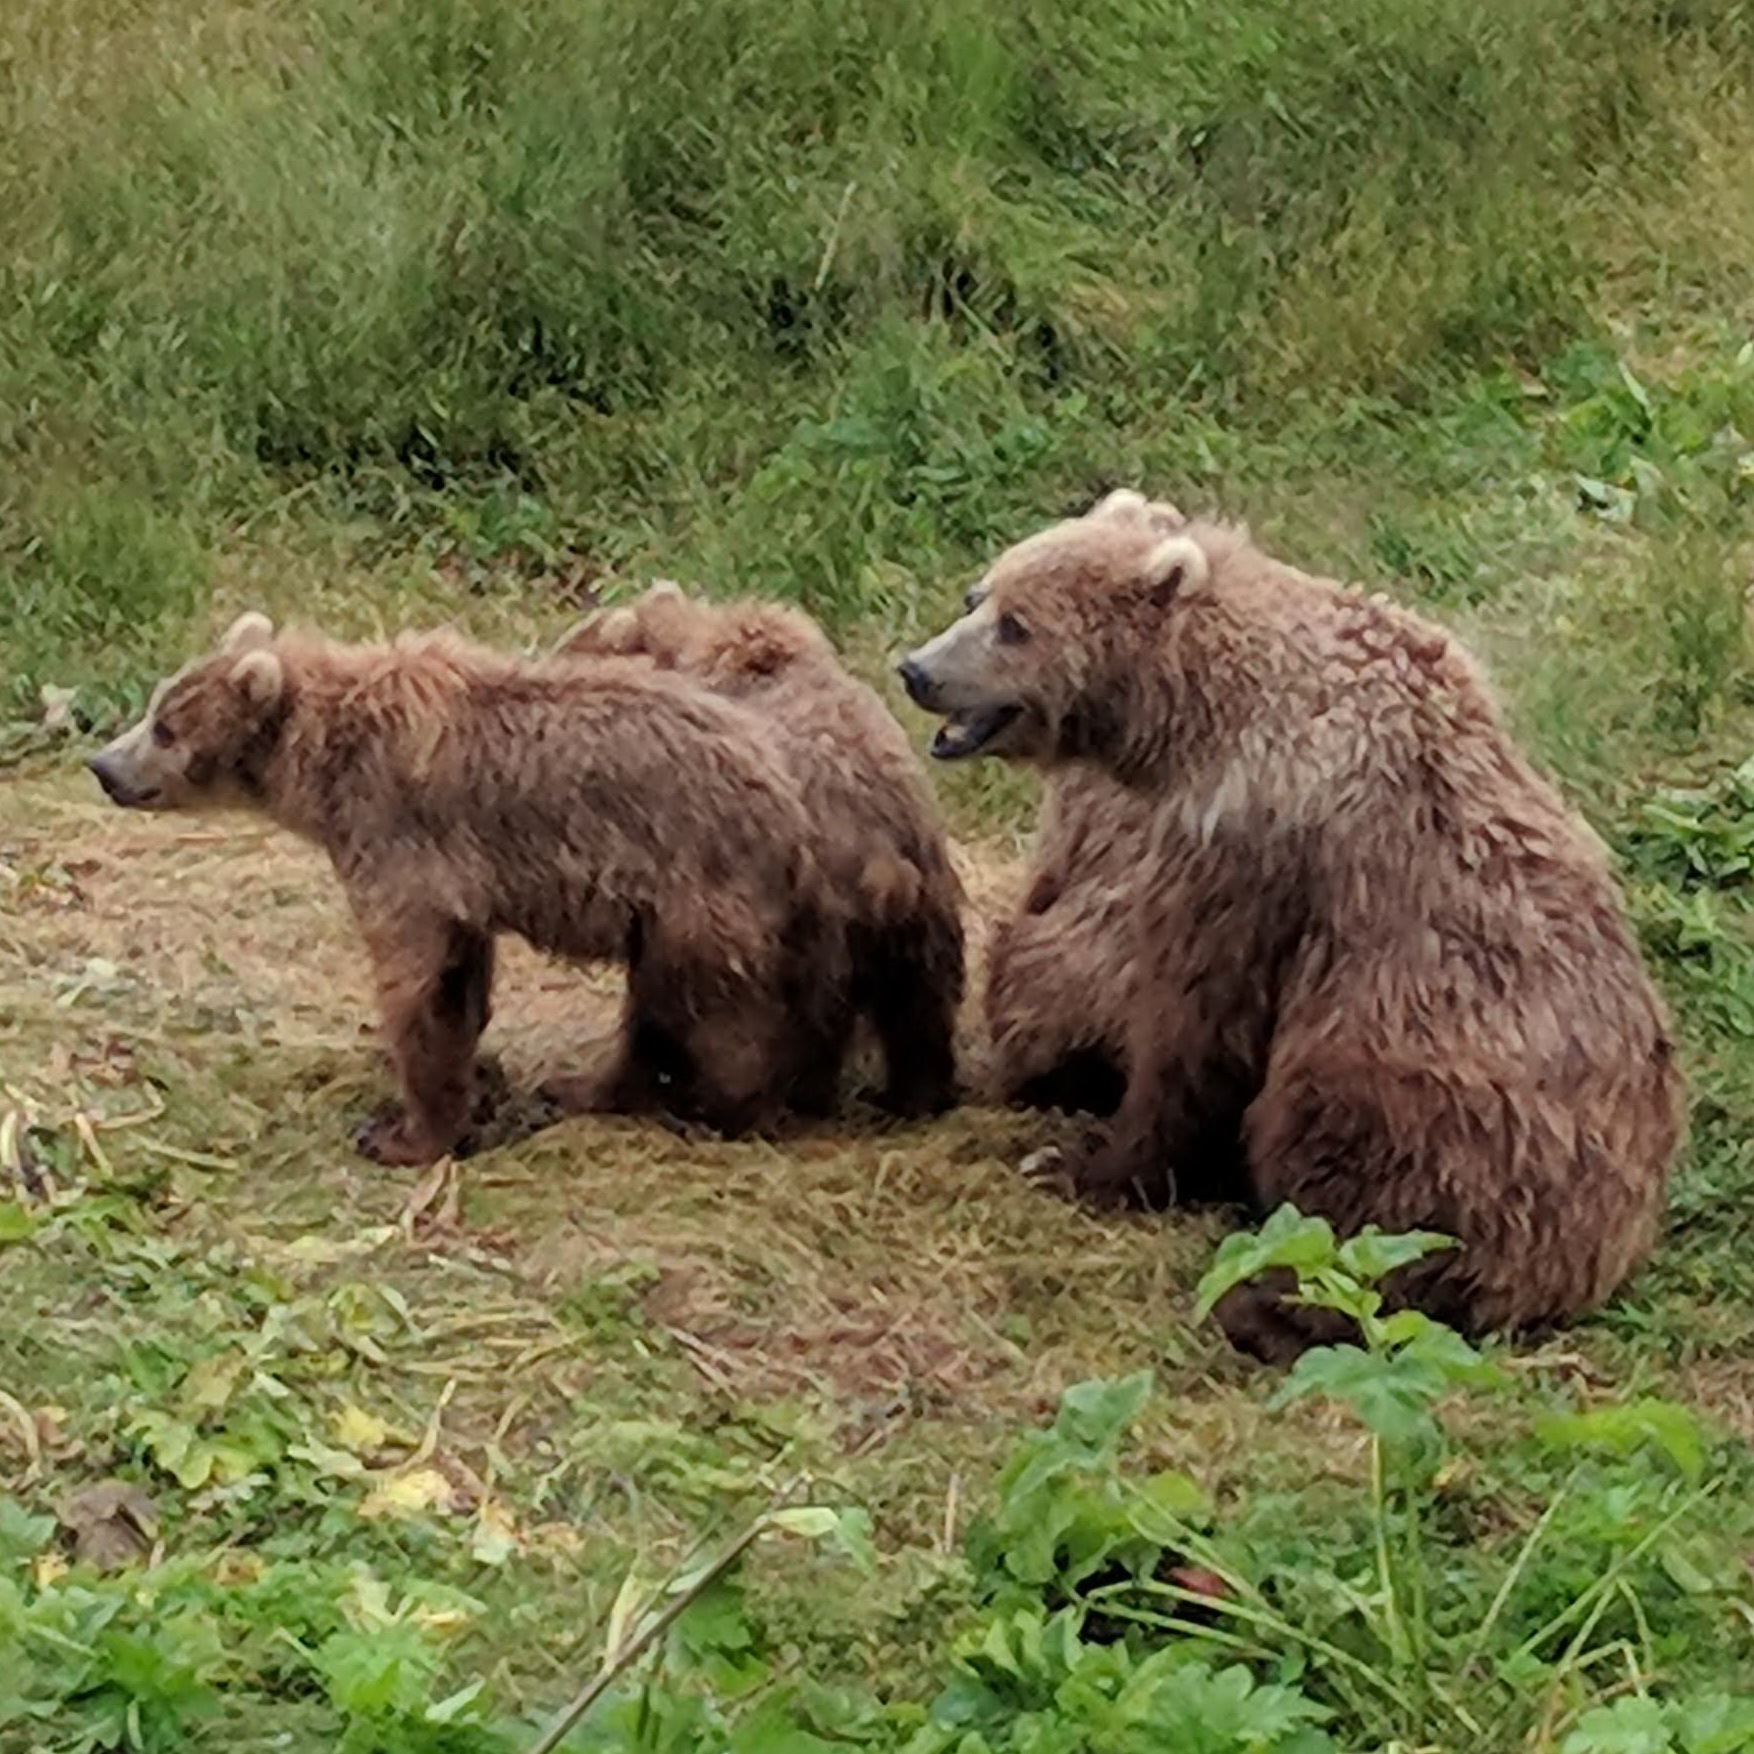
[558,582,964,1117]
[89,613,840,1163]
[900,491,1682,1358]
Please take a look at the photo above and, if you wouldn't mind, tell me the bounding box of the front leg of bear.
[355,909,496,1167]
[1065,841,1301,1211]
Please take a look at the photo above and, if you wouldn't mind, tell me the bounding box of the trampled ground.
[6,746,1754,1748]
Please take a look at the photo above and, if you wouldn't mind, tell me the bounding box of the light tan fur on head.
[88,620,291,811]
[899,498,1215,763]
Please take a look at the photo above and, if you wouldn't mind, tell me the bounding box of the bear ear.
[597,607,642,647]
[222,611,275,653]
[1141,535,1208,609]
[230,648,285,712]
[644,578,686,603]
[1145,498,1188,532]
[1092,488,1147,520]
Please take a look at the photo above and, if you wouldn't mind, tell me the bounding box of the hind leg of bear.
[787,1018,853,1119]
[542,993,683,1117]
[864,922,962,1119]
[618,937,788,1136]
[358,919,495,1167]
[871,980,959,1119]
[675,1003,786,1135]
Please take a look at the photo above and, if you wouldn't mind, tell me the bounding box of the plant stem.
[526,1499,789,1754]
[1505,1482,1716,1670]
[1462,1474,1576,1671]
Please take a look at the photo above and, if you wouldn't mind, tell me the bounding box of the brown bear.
[985,766,1150,1118]
[557,582,965,1117]
[89,612,840,1164]
[899,490,1682,1359]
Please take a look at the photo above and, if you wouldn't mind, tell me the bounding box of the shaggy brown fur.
[985,767,1148,1117]
[558,583,965,1116]
[90,613,839,1164]
[901,490,1683,1358]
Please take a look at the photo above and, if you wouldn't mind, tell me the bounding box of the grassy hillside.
[7,0,1754,1749]
[4,0,1754,754]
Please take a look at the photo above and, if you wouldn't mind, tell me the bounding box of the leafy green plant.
[1182,1209,1754,1744]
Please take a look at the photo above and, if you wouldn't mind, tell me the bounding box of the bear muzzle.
[88,750,161,809]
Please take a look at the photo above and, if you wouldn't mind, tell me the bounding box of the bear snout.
[87,751,158,808]
[896,655,936,707]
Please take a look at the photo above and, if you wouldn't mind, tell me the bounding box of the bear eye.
[964,584,988,613]
[996,611,1031,646]
[151,720,176,749]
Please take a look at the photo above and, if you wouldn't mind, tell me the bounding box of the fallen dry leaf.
[358,1466,456,1521]
[470,1499,519,1566]
[333,1402,393,1455]
[401,1156,461,1237]
[59,1481,159,1570]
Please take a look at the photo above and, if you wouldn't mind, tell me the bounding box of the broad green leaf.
[1337,1228,1456,1282]
[424,1677,487,1724]
[0,1203,38,1246]
[0,1501,55,1567]
[1194,1207,1336,1320]
[1674,1693,1754,1753]
[1537,1398,1706,1480]
[1054,1371,1153,1450]
[1562,1695,1675,1754]
[768,1504,877,1574]
[1274,1345,1444,1444]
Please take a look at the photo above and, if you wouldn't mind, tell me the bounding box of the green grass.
[7,0,1754,1747]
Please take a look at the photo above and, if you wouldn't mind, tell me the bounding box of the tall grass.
[2,0,1753,721]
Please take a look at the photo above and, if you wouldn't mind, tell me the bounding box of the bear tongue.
[930,706,1015,760]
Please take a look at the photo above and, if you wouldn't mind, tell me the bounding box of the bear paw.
[355,1109,449,1168]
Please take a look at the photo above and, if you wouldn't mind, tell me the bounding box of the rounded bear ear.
[230,649,285,711]
[222,611,275,653]
[1141,535,1208,609]
[1145,498,1187,532]
[1092,488,1148,520]
[644,578,686,603]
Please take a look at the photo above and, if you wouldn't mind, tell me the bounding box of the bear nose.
[87,754,121,800]
[896,656,932,706]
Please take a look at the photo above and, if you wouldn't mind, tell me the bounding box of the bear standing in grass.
[558,583,964,1117]
[90,613,839,1164]
[900,491,1682,1358]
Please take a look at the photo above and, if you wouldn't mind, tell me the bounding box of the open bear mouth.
[930,704,1022,760]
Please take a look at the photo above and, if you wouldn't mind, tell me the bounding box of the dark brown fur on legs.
[89,614,835,1163]
[354,913,496,1165]
[559,584,965,1118]
[985,768,1150,1117]
[901,491,1683,1354]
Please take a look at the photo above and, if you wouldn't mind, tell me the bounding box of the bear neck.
[1063,610,1230,787]
[250,647,378,848]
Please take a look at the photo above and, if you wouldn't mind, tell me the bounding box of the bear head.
[898,490,1203,763]
[89,612,287,810]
